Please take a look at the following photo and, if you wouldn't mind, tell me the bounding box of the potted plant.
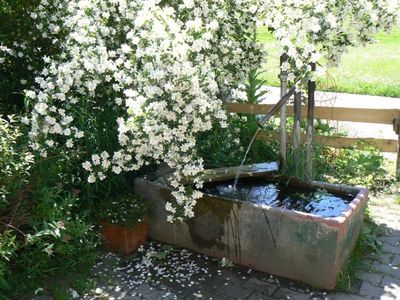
[97,194,149,255]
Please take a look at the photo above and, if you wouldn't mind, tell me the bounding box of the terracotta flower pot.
[100,219,148,255]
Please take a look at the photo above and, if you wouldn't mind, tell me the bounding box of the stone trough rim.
[136,176,368,228]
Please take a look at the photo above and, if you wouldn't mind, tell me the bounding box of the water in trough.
[203,177,353,218]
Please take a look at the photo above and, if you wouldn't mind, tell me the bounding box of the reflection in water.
[207,183,280,206]
[203,178,351,218]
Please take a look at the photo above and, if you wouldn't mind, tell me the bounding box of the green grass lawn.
[257,26,400,98]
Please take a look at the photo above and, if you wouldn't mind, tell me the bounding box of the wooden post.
[398,134,400,179]
[293,91,302,169]
[280,54,288,168]
[306,64,316,181]
[393,117,400,178]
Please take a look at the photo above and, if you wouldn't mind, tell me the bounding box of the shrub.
[314,143,392,189]
[0,187,99,296]
[0,0,59,114]
[0,115,33,211]
[0,117,99,296]
[196,115,278,168]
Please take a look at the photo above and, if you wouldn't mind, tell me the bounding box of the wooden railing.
[226,102,400,176]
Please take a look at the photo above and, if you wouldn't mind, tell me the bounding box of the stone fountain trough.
[135,163,368,289]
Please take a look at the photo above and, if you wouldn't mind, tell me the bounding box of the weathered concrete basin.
[135,165,368,289]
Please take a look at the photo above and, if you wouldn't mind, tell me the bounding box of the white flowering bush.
[263,0,400,83]
[26,0,264,222]
[19,0,399,222]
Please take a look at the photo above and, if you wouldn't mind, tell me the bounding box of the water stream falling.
[233,127,261,189]
[232,81,300,190]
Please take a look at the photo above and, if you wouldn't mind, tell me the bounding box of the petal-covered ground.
[80,197,400,300]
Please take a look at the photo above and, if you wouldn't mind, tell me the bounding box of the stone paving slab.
[69,204,400,300]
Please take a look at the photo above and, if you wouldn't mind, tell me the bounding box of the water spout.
[233,83,300,189]
[233,127,261,189]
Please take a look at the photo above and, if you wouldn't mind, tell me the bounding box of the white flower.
[112,166,122,174]
[34,103,48,115]
[70,289,79,299]
[98,172,106,180]
[124,89,137,98]
[45,139,54,147]
[326,13,337,28]
[52,123,62,134]
[165,202,173,212]
[21,116,30,125]
[88,174,96,183]
[100,151,109,160]
[183,0,194,8]
[66,139,73,148]
[310,17,321,33]
[91,154,100,165]
[121,44,131,54]
[63,128,71,136]
[101,160,110,169]
[82,161,92,171]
